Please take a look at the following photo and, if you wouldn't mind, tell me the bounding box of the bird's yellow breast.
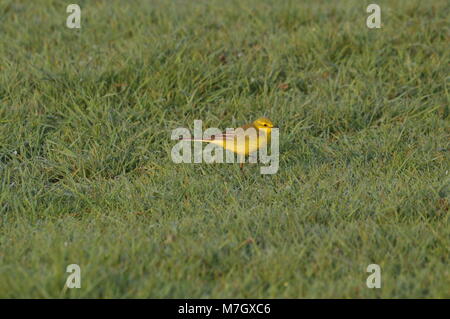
[210,128,270,156]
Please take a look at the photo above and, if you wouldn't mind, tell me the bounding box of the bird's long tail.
[179,132,236,142]
[178,138,213,142]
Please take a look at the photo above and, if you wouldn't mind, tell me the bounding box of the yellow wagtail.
[180,117,275,169]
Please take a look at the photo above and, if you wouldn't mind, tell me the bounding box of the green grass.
[0,0,449,298]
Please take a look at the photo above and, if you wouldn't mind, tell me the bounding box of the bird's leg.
[240,162,244,171]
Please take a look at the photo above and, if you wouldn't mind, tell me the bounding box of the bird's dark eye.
[264,124,267,126]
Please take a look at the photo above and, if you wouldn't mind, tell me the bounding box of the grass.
[0,0,449,298]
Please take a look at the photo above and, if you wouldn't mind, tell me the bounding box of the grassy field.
[0,0,449,298]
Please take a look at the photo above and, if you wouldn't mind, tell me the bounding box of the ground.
[0,0,449,298]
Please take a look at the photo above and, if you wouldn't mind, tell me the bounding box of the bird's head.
[253,117,275,133]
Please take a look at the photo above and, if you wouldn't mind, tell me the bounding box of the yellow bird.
[181,117,275,169]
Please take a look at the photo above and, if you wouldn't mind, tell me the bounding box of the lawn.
[0,0,449,298]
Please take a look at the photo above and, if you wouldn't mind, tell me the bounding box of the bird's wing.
[208,124,257,140]
[179,124,257,141]
[206,131,237,141]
